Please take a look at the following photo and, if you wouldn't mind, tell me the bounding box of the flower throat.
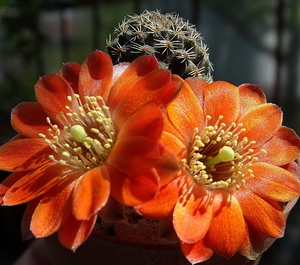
[183,115,266,190]
[40,94,116,171]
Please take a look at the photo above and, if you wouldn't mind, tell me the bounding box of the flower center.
[183,115,266,190]
[40,94,116,171]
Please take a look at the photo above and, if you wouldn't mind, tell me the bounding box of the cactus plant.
[106,10,213,82]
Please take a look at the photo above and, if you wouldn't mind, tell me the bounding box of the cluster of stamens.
[39,94,116,171]
[182,115,266,190]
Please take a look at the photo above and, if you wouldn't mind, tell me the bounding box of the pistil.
[204,146,235,168]
[70,125,88,143]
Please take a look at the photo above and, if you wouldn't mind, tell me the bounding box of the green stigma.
[70,125,88,143]
[204,146,235,168]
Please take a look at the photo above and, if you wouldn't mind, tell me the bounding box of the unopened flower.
[0,50,183,250]
[135,79,300,263]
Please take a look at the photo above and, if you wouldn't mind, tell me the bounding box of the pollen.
[184,115,265,191]
[40,94,116,171]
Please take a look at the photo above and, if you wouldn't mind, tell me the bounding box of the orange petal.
[164,114,186,145]
[3,163,65,205]
[73,166,110,220]
[117,103,163,140]
[107,136,162,175]
[184,77,208,106]
[257,126,300,166]
[204,192,245,258]
[238,84,266,117]
[173,185,212,243]
[107,55,159,111]
[234,187,286,238]
[22,198,40,240]
[56,62,81,94]
[35,74,77,121]
[282,161,300,177]
[58,213,97,251]
[0,138,50,172]
[0,172,27,204]
[181,240,213,264]
[203,81,239,125]
[238,222,265,260]
[161,131,187,160]
[166,81,204,144]
[245,162,300,202]
[108,165,159,206]
[30,176,77,237]
[153,146,180,186]
[238,103,282,147]
[112,69,183,129]
[135,176,181,219]
[78,50,113,101]
[11,102,49,138]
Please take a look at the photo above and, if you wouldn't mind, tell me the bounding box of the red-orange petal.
[21,198,40,240]
[181,240,213,264]
[0,138,50,172]
[56,62,81,94]
[35,74,77,121]
[30,175,77,237]
[245,162,300,202]
[107,136,162,175]
[78,50,113,101]
[161,131,187,160]
[152,146,181,186]
[238,103,282,147]
[257,126,300,166]
[112,69,183,130]
[203,81,239,125]
[173,185,212,243]
[0,172,27,204]
[11,102,49,138]
[234,188,286,238]
[3,163,65,205]
[238,84,266,118]
[184,77,208,106]
[108,165,159,206]
[205,192,245,258]
[117,103,163,141]
[107,55,159,111]
[238,222,265,260]
[73,166,110,220]
[58,213,97,251]
[135,176,181,219]
[166,81,204,144]
[282,161,300,178]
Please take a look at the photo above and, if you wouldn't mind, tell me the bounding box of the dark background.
[1,0,300,264]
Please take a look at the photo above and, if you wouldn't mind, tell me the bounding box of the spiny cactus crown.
[106,10,213,82]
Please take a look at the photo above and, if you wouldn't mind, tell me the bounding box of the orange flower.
[0,51,182,250]
[135,79,300,263]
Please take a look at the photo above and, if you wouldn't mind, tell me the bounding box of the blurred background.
[1,0,300,264]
